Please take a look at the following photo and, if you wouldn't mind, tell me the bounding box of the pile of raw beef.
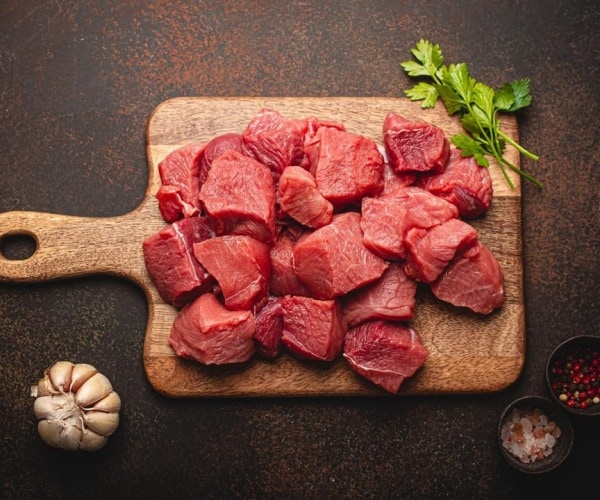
[142,108,504,394]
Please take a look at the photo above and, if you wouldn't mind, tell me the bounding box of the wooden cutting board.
[0,97,525,397]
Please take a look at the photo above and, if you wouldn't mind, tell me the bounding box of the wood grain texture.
[0,97,525,397]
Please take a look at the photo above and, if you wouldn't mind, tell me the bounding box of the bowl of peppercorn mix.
[498,395,574,473]
[546,335,600,416]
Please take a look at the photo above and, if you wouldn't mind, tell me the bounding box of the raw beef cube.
[417,148,493,218]
[293,212,388,299]
[304,116,346,137]
[198,132,243,185]
[156,143,205,222]
[403,218,479,283]
[281,295,346,362]
[241,109,307,179]
[343,320,429,393]
[342,263,417,327]
[360,197,407,260]
[199,150,277,244]
[302,117,346,170]
[381,162,417,196]
[430,241,505,314]
[254,296,284,358]
[142,217,215,307]
[383,112,450,174]
[278,166,333,228]
[193,235,271,311]
[156,188,194,224]
[169,293,255,365]
[309,127,384,207]
[361,186,459,260]
[269,229,312,297]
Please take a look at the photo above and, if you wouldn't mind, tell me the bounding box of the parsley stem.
[487,137,516,190]
[502,157,543,188]
[495,156,516,190]
[498,129,540,161]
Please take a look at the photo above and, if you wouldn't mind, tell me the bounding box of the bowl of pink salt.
[498,395,573,473]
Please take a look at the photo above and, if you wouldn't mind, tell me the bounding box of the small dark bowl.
[546,335,600,417]
[498,396,573,474]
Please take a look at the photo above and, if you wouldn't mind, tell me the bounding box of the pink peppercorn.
[549,344,600,411]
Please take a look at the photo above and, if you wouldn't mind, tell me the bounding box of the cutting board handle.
[0,202,163,285]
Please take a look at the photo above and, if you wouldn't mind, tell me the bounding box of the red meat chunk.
[278,166,333,228]
[417,148,493,218]
[293,212,388,299]
[381,162,417,196]
[254,296,284,358]
[361,186,459,260]
[430,241,505,314]
[156,143,205,222]
[269,228,312,297]
[241,108,307,179]
[142,217,215,307]
[169,293,255,365]
[281,295,346,362]
[403,218,479,283]
[199,150,276,244]
[193,235,271,311]
[342,263,417,327]
[198,132,243,185]
[302,117,346,170]
[309,127,384,207]
[383,112,450,174]
[343,320,429,393]
[360,196,406,260]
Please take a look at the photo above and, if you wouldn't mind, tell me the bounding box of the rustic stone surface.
[1,1,598,498]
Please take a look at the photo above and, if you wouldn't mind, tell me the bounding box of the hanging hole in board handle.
[0,231,38,261]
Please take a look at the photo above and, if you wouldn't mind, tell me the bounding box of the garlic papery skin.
[48,361,75,392]
[32,361,120,451]
[83,410,119,436]
[91,391,121,413]
[69,363,97,393]
[75,372,113,407]
[80,428,108,452]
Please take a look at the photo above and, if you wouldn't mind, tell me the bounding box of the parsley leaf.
[408,39,444,74]
[404,82,439,108]
[494,84,516,112]
[436,84,463,115]
[451,134,490,168]
[504,78,532,111]
[400,39,541,189]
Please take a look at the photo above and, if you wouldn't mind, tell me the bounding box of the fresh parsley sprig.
[401,39,541,189]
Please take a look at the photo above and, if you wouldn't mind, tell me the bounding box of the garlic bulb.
[31,361,121,451]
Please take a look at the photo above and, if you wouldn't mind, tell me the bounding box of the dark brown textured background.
[1,1,598,498]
